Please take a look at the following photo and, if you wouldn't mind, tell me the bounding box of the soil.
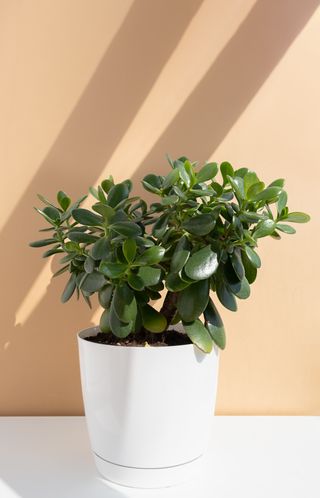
[85,330,192,347]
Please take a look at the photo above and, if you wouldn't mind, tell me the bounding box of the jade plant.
[30,157,309,352]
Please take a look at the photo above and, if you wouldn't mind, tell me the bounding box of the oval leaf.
[72,208,103,226]
[204,299,226,349]
[140,305,167,333]
[135,246,165,266]
[177,279,209,322]
[185,246,218,281]
[182,214,215,236]
[183,319,213,353]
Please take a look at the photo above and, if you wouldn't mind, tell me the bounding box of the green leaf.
[196,162,218,183]
[99,309,111,333]
[231,248,245,279]
[137,266,161,287]
[113,283,137,323]
[204,299,226,349]
[109,303,133,338]
[84,256,95,273]
[185,246,218,281]
[43,206,61,222]
[135,246,165,265]
[215,272,237,311]
[182,214,216,236]
[91,237,110,261]
[98,285,113,308]
[177,279,209,322]
[243,171,259,196]
[111,221,142,237]
[166,272,190,292]
[123,239,137,263]
[162,168,180,189]
[234,167,249,178]
[140,305,167,333]
[232,277,250,299]
[277,191,287,215]
[282,212,310,223]
[170,235,190,273]
[253,186,282,202]
[241,250,257,284]
[72,208,103,226]
[29,238,57,247]
[42,246,63,257]
[275,223,296,234]
[253,219,276,239]
[53,264,69,278]
[244,246,261,268]
[178,162,191,188]
[101,177,114,194]
[61,273,76,303]
[220,162,234,184]
[99,261,127,278]
[183,319,213,353]
[128,272,144,291]
[81,271,106,293]
[107,183,130,208]
[227,175,244,200]
[269,178,285,188]
[92,203,115,221]
[247,182,265,199]
[68,232,98,243]
[57,191,71,211]
[152,214,169,238]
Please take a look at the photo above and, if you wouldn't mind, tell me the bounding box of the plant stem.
[160,291,178,326]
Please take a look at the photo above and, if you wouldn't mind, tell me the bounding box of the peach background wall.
[1,0,319,415]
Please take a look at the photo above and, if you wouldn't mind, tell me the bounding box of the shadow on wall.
[0,0,318,415]
[0,0,204,415]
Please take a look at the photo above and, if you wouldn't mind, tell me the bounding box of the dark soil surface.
[85,330,192,347]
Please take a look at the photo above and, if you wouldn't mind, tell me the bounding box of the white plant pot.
[77,325,219,488]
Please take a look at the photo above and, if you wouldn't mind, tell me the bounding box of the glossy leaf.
[282,212,310,223]
[57,191,71,211]
[99,261,127,278]
[113,284,137,323]
[204,299,226,349]
[166,272,190,292]
[275,223,296,234]
[247,182,265,199]
[253,187,282,202]
[196,162,218,183]
[109,303,133,338]
[68,232,98,243]
[29,238,57,247]
[137,266,161,287]
[177,279,209,322]
[244,246,261,268]
[128,272,144,291]
[162,168,180,189]
[91,237,110,261]
[72,208,103,226]
[140,305,167,333]
[183,319,213,353]
[84,256,95,273]
[81,271,105,293]
[182,214,215,236]
[99,309,111,333]
[98,285,113,308]
[185,246,218,281]
[220,162,234,184]
[231,248,245,279]
[170,235,190,273]
[111,221,141,237]
[215,272,237,311]
[107,183,130,208]
[253,219,276,239]
[135,246,165,265]
[241,250,257,284]
[61,273,76,303]
[277,191,287,215]
[123,239,137,263]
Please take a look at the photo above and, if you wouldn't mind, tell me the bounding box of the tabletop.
[0,416,319,498]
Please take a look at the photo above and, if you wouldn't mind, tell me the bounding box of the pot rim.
[77,325,199,350]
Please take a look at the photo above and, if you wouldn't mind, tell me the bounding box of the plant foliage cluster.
[30,157,309,352]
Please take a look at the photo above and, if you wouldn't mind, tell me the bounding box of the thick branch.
[160,291,178,326]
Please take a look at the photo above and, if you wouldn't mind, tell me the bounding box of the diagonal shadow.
[0,0,204,414]
[130,0,320,198]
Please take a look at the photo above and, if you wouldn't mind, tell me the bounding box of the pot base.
[94,453,203,489]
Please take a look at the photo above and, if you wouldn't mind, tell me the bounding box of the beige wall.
[0,0,319,415]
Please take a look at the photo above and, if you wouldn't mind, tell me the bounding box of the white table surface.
[0,416,319,498]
